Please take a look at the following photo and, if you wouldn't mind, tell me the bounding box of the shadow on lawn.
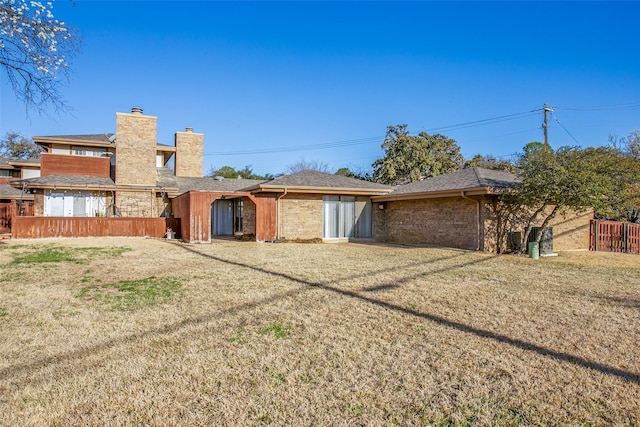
[175,243,640,385]
[1,242,639,387]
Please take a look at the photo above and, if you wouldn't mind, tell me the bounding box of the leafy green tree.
[208,165,267,180]
[464,154,517,173]
[502,143,622,251]
[0,132,43,159]
[335,167,354,177]
[372,124,463,185]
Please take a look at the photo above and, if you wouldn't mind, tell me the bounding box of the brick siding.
[115,112,157,187]
[279,193,322,240]
[175,129,204,177]
[374,197,479,250]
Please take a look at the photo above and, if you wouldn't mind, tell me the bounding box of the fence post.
[623,222,629,254]
[594,220,598,252]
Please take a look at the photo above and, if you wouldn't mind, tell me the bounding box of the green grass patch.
[258,321,291,339]
[10,246,131,265]
[76,276,181,311]
[0,307,7,317]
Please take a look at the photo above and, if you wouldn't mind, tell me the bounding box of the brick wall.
[243,196,256,235]
[549,209,593,251]
[175,128,204,177]
[374,197,479,250]
[115,110,157,187]
[279,193,322,240]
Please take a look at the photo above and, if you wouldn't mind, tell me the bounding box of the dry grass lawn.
[0,237,639,426]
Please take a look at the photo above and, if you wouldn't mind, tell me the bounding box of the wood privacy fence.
[11,217,181,239]
[590,220,640,254]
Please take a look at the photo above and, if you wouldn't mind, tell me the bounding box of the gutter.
[461,191,481,251]
[275,188,288,240]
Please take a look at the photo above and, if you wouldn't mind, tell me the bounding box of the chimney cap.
[185,127,193,133]
[131,107,143,115]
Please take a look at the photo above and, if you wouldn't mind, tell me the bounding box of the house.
[9,107,592,252]
[0,157,39,233]
[371,167,592,252]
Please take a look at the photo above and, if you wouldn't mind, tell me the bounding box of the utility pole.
[543,104,553,148]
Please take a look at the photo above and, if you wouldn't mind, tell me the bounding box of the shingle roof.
[258,170,393,191]
[13,174,115,188]
[176,176,265,193]
[0,183,27,198]
[0,157,40,168]
[35,134,115,143]
[388,167,520,195]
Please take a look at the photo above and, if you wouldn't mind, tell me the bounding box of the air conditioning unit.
[528,227,553,255]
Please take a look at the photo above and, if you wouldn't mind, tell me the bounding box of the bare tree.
[0,0,80,114]
[285,158,330,174]
[0,131,43,159]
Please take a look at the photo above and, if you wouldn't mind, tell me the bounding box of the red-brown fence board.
[11,217,180,239]
[590,220,640,254]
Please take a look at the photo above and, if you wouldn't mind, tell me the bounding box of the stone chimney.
[115,107,158,186]
[175,127,204,177]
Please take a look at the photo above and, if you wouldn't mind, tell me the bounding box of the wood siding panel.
[171,193,191,242]
[11,217,180,239]
[40,153,111,177]
[255,193,277,241]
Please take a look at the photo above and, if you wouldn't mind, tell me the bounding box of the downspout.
[461,191,481,251]
[276,188,288,240]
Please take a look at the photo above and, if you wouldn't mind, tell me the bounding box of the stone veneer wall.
[116,191,155,218]
[115,109,157,187]
[34,191,44,216]
[373,197,478,250]
[279,193,323,240]
[175,128,204,177]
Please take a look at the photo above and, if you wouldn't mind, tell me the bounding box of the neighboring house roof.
[11,175,116,191]
[0,183,33,199]
[373,167,520,201]
[0,158,13,169]
[249,170,394,195]
[0,157,40,169]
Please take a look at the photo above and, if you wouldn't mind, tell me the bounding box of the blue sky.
[2,1,639,176]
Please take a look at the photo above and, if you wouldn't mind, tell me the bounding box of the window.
[72,147,106,157]
[323,196,372,239]
[234,199,244,233]
[0,170,19,178]
[44,190,106,217]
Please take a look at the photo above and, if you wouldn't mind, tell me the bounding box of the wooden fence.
[590,220,640,254]
[11,217,181,239]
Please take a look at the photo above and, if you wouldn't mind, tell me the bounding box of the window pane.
[340,196,355,238]
[323,196,339,238]
[355,197,372,238]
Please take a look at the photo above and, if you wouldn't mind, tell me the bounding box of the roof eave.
[372,186,505,202]
[33,136,115,149]
[255,184,393,196]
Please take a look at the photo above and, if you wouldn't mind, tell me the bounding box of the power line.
[205,110,542,156]
[551,112,581,145]
[554,102,640,112]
